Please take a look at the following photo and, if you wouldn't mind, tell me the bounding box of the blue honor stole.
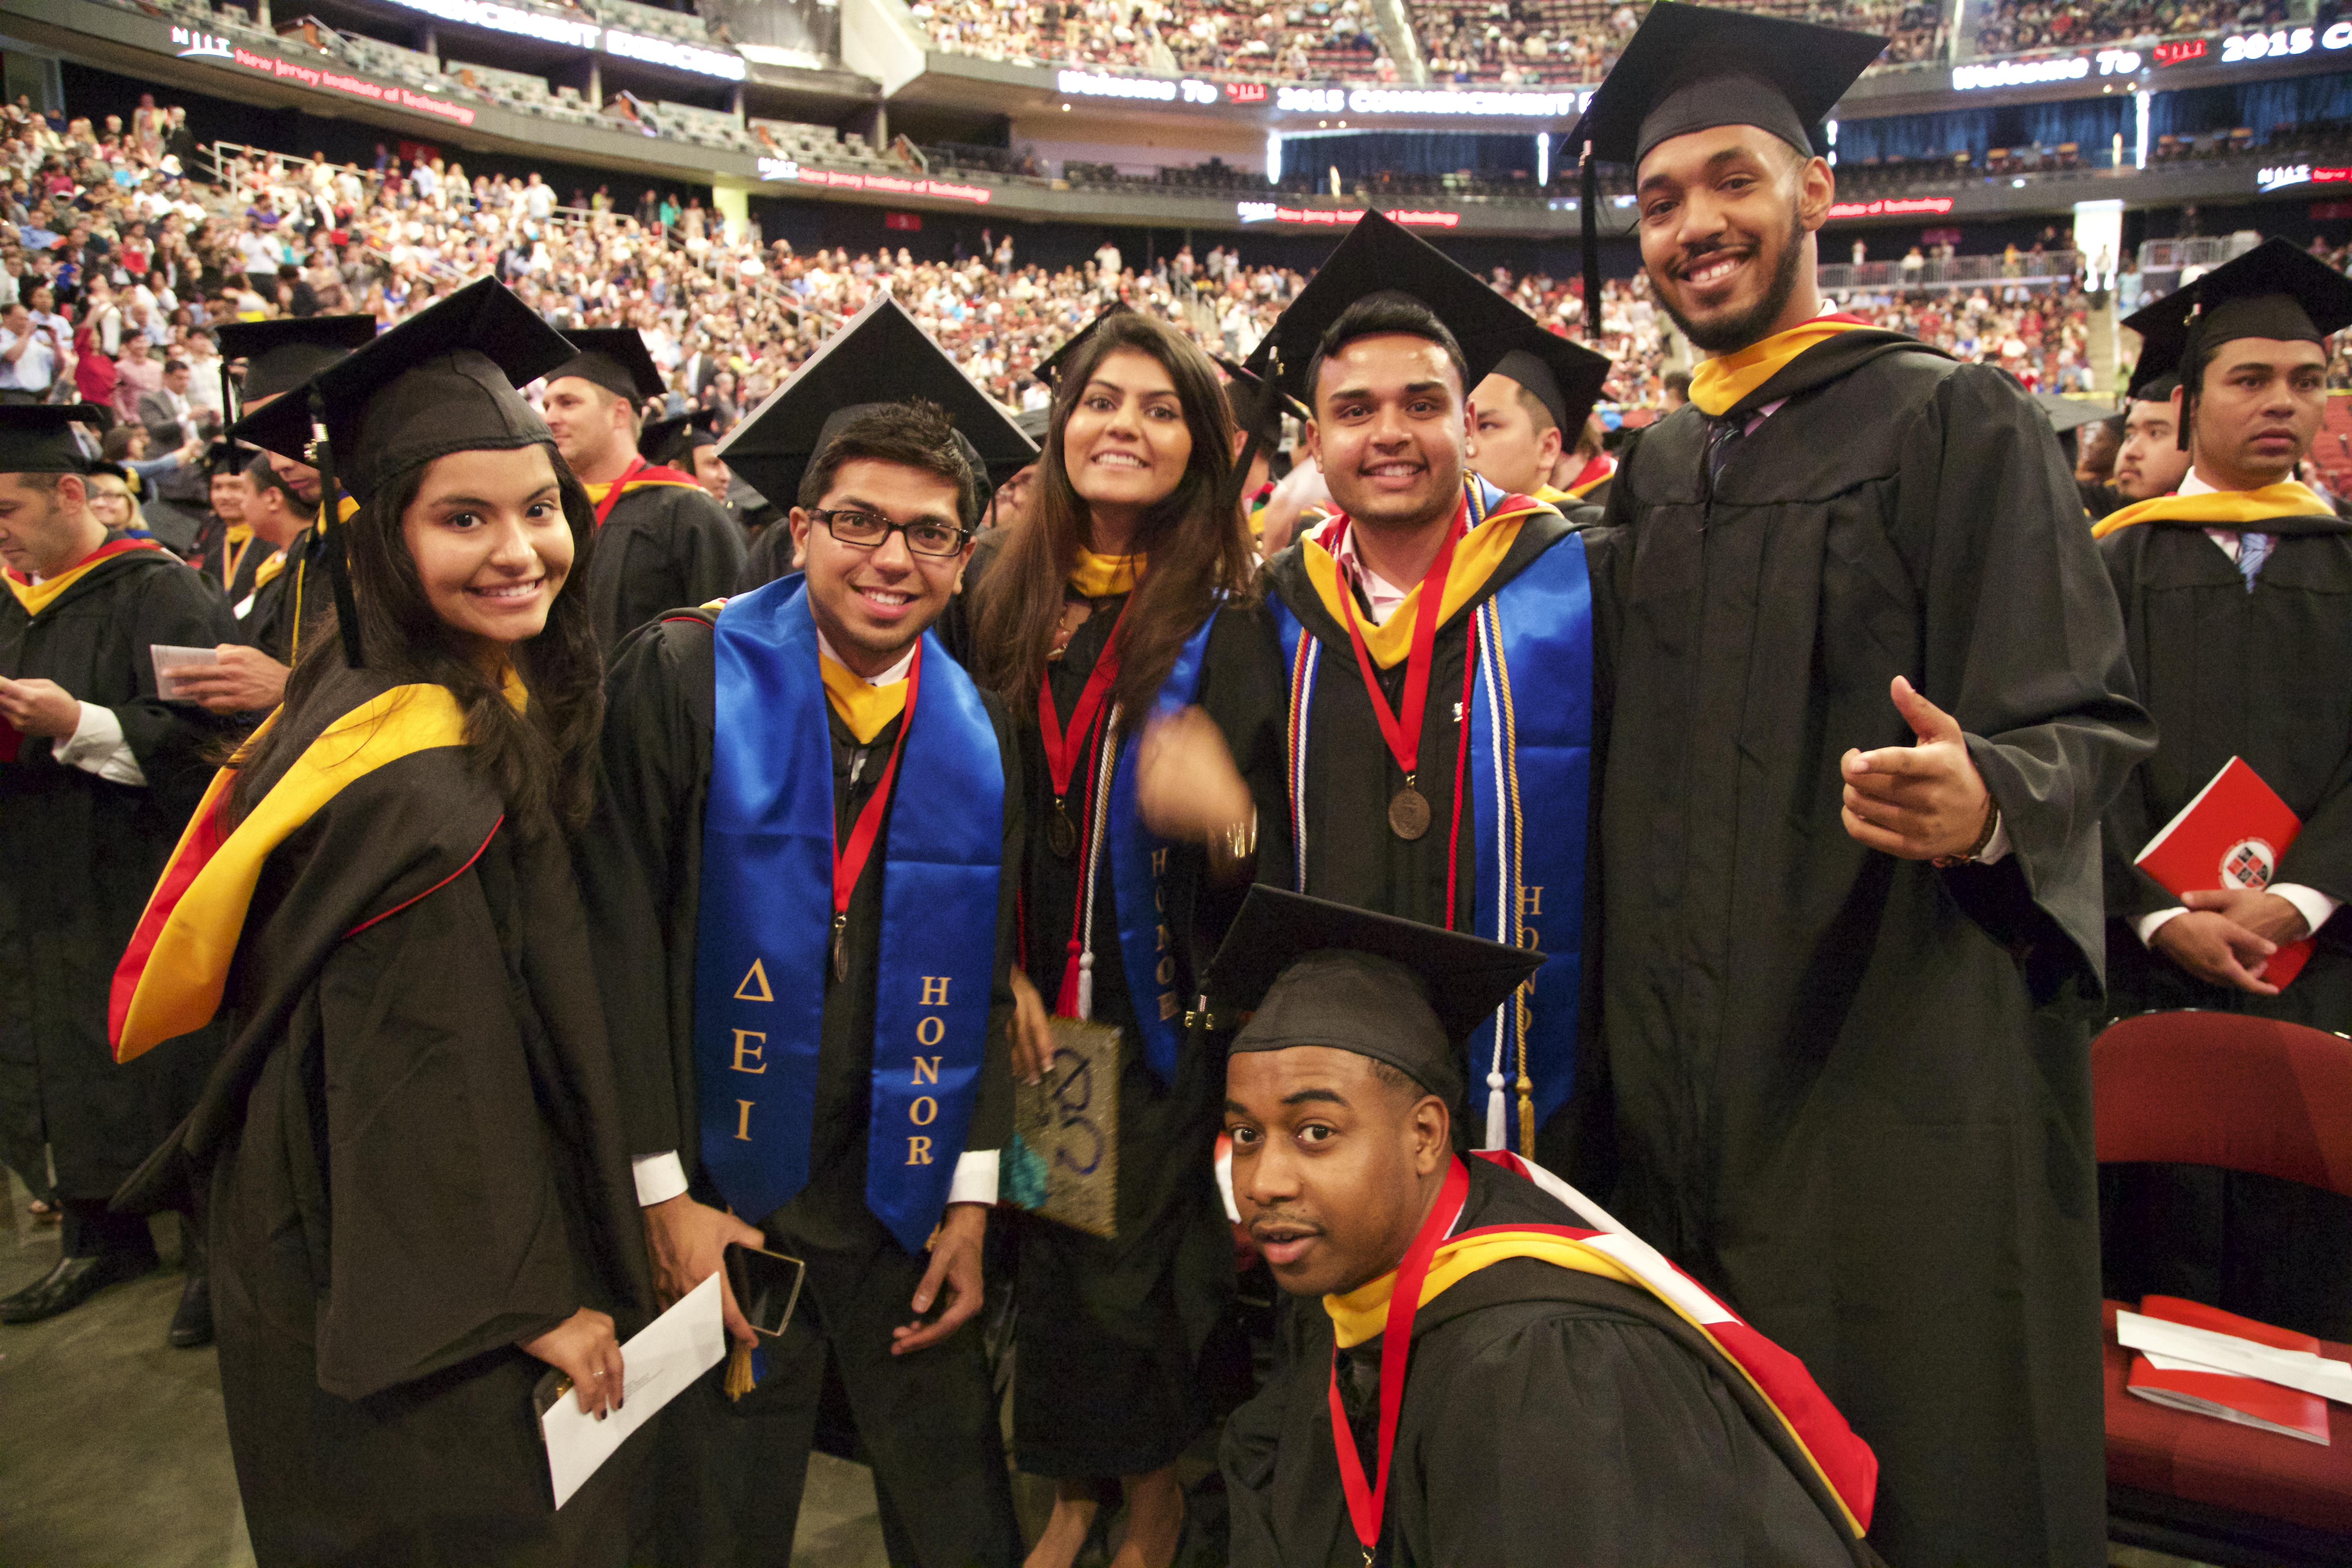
[694,578,1006,1253]
[1270,479,1594,1150]
[1101,610,1220,1083]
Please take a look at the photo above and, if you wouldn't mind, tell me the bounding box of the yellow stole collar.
[1326,1226,1667,1349]
[1300,499,1541,668]
[2091,481,2334,540]
[252,548,289,591]
[8,539,157,618]
[1069,547,1143,598]
[821,654,909,745]
[1688,316,1873,416]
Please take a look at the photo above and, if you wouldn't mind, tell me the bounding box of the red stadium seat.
[2094,1011,2352,1567]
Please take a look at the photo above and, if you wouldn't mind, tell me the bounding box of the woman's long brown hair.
[971,312,1255,724]
[225,441,605,842]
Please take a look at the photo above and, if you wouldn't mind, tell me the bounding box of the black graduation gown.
[2097,510,2352,1339]
[0,545,236,1211]
[582,482,748,653]
[177,662,652,1568]
[238,523,337,667]
[1590,332,2157,1568]
[577,606,1022,1568]
[736,517,796,594]
[978,572,1290,1478]
[1219,1156,1871,1568]
[1258,506,1609,1156]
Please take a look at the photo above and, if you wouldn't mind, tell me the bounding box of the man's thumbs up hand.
[1840,676,1996,862]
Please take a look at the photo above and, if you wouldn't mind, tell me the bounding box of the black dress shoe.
[167,1270,214,1348]
[0,1251,156,1325]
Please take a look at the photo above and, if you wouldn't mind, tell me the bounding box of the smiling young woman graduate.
[108,278,651,1568]
[575,295,1027,1568]
[956,308,1286,1568]
[1212,889,1883,1568]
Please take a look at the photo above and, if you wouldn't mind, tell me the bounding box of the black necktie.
[1707,413,1746,486]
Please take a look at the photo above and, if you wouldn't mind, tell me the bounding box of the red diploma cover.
[2126,1295,2331,1445]
[2135,755,2312,988]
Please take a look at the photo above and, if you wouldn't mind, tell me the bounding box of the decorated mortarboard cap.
[1479,324,1612,437]
[1244,209,1538,409]
[1567,1,1885,170]
[213,314,377,404]
[1033,301,1137,389]
[719,294,1037,510]
[1206,887,1543,1105]
[0,403,108,474]
[234,275,574,506]
[2122,238,2352,400]
[640,405,719,467]
[548,326,667,403]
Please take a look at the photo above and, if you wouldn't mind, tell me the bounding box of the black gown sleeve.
[2277,743,2352,911]
[1894,365,2155,993]
[668,488,751,612]
[577,615,713,1163]
[118,561,245,804]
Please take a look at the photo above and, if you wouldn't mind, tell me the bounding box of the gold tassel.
[1515,990,1536,1154]
[723,1339,755,1401]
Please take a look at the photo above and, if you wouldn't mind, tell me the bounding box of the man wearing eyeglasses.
[575,389,1026,1567]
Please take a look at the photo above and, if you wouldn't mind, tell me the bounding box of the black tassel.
[1580,144,1602,341]
[310,386,365,669]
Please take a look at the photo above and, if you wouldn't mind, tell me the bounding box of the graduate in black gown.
[109,278,651,1566]
[226,455,312,642]
[577,296,1025,1568]
[2092,240,2352,1339]
[1213,890,1884,1568]
[0,403,237,1336]
[541,329,745,653]
[174,316,377,718]
[1238,212,1612,1163]
[1569,9,2155,1563]
[956,308,1287,1568]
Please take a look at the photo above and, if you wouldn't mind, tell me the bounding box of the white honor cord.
[1073,702,1122,1022]
[1477,604,1512,1153]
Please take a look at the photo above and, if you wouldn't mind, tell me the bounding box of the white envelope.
[540,1272,728,1509]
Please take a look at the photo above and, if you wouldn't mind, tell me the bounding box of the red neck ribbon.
[592,454,648,527]
[832,641,922,924]
[1332,513,1463,782]
[1327,1155,1470,1560]
[1038,599,1128,1016]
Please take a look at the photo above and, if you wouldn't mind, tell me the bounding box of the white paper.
[540,1272,728,1509]
[2116,1310,2352,1406]
[149,644,220,698]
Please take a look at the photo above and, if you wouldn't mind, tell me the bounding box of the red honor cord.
[1332,516,1463,781]
[592,454,648,527]
[1327,1156,1471,1559]
[833,642,922,924]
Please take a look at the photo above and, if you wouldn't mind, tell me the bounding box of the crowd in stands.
[1969,0,2285,57]
[0,91,2313,482]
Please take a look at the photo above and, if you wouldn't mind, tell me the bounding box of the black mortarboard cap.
[1563,2,1882,335]
[1244,209,1539,410]
[0,403,108,474]
[641,405,719,467]
[236,276,575,506]
[1480,326,1611,437]
[2123,237,2352,396]
[2032,390,2109,436]
[1207,888,1543,1104]
[548,327,667,403]
[213,314,377,405]
[1214,354,1309,435]
[205,438,256,479]
[719,294,1036,511]
[1033,301,1136,389]
[1567,1,1885,169]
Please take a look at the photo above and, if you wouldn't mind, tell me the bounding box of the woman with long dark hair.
[109,279,648,1566]
[964,311,1288,1568]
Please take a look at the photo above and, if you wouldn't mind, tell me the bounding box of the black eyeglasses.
[811,508,971,559]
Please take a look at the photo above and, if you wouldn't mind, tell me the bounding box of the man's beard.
[1655,211,1809,356]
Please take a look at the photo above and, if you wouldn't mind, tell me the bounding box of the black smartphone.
[723,1243,806,1340]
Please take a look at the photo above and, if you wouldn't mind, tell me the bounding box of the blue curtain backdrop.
[1281,129,1541,181]
[2150,74,2352,138]
[1833,97,2132,163]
